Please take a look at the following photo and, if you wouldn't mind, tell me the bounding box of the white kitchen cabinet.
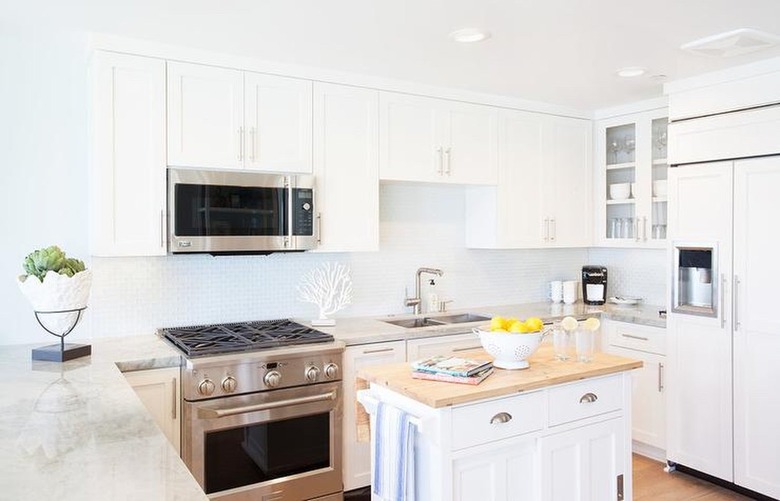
[342,341,406,491]
[91,51,167,257]
[539,417,625,501]
[124,366,181,454]
[594,108,668,248]
[379,92,498,185]
[465,112,591,248]
[732,156,780,499]
[406,332,484,362]
[604,320,666,457]
[313,83,379,252]
[168,62,313,172]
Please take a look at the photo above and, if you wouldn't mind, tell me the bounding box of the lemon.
[489,316,505,331]
[583,317,601,331]
[492,328,508,333]
[508,321,525,333]
[525,317,544,332]
[561,316,579,331]
[503,317,519,330]
[518,322,533,333]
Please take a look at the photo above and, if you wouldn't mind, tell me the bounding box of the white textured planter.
[17,270,92,335]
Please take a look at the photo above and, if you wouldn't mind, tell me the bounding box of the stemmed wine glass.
[623,136,636,162]
[609,139,621,164]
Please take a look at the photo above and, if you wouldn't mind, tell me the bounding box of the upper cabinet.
[167,62,313,173]
[594,109,668,248]
[91,51,167,256]
[379,92,498,185]
[465,111,592,248]
[313,83,379,252]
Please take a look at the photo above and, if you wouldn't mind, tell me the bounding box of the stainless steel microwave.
[167,168,317,254]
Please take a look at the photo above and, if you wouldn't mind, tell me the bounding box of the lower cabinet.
[604,320,667,458]
[452,436,538,501]
[123,366,181,454]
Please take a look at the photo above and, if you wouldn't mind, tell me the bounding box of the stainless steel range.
[162,319,344,501]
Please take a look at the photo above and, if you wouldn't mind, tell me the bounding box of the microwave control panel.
[292,188,314,236]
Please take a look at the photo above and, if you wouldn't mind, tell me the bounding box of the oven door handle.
[197,391,337,419]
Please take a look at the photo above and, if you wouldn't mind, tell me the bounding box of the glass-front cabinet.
[595,109,668,248]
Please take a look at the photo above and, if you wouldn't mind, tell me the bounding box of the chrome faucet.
[404,267,444,315]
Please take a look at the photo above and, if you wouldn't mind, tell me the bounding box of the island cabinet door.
[539,418,625,501]
[451,436,539,501]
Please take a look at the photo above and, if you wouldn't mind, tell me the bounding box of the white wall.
[586,248,667,306]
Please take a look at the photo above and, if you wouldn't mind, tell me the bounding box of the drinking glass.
[552,326,571,361]
[575,329,595,363]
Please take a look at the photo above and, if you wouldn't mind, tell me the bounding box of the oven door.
[183,382,342,501]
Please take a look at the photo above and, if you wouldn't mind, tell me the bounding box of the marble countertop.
[310,301,666,346]
[0,335,206,501]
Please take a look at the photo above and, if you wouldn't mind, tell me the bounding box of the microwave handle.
[197,391,337,419]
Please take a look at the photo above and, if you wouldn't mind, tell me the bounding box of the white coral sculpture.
[297,262,353,326]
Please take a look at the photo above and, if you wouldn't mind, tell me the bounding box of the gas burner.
[162,319,334,357]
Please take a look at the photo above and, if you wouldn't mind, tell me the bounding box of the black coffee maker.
[582,266,608,305]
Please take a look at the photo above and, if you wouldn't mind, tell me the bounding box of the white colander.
[473,327,548,370]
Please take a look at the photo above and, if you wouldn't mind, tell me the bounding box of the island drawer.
[451,391,544,450]
[547,375,622,426]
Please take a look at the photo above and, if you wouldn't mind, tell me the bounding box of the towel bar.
[357,390,423,432]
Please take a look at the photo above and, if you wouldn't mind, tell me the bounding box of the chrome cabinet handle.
[198,391,336,419]
[238,127,244,161]
[550,218,556,241]
[363,347,395,355]
[544,218,550,241]
[621,333,649,341]
[720,274,727,328]
[658,363,664,392]
[444,147,452,175]
[316,212,322,244]
[452,345,482,353]
[734,275,741,331]
[490,412,512,425]
[249,126,257,162]
[436,146,443,175]
[635,219,640,242]
[579,392,598,404]
[643,217,648,241]
[171,377,177,420]
[159,209,165,249]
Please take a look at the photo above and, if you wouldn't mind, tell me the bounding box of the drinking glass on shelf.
[609,218,619,239]
[609,140,621,164]
[575,328,595,363]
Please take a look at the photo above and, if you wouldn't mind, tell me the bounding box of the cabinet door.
[342,341,406,490]
[452,436,539,501]
[608,346,666,451]
[445,102,499,185]
[167,61,244,169]
[545,117,592,247]
[666,161,733,480]
[539,418,625,501]
[733,156,780,499]
[91,51,167,256]
[244,72,312,173]
[313,83,379,252]
[124,367,181,453]
[379,92,444,183]
[406,333,484,362]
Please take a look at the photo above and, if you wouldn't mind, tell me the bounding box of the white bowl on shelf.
[653,180,668,197]
[609,183,631,200]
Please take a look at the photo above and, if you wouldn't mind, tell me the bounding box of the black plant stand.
[31,307,91,362]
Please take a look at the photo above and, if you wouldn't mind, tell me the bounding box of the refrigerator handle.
[720,274,726,329]
[734,275,741,331]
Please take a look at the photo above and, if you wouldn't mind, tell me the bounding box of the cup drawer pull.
[490,412,513,425]
[579,392,598,404]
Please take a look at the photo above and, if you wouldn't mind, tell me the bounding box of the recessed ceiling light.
[449,28,491,43]
[616,67,647,78]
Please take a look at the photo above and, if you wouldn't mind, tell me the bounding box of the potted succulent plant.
[17,245,92,361]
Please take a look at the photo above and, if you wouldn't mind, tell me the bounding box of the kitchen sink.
[382,313,490,329]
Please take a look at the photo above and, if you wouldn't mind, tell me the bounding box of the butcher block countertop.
[357,344,643,408]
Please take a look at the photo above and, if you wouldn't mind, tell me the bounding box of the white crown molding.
[664,55,780,95]
[88,32,592,120]
[592,96,668,120]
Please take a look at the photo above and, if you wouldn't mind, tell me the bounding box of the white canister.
[563,280,578,304]
[550,281,563,303]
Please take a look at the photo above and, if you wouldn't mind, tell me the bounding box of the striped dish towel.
[372,401,416,501]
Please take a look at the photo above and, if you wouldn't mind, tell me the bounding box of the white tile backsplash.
[586,248,667,305]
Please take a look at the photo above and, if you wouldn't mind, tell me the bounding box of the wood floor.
[633,454,754,500]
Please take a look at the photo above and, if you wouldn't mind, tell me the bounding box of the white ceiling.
[7,0,780,111]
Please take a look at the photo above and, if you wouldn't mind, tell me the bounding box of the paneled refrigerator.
[667,156,780,499]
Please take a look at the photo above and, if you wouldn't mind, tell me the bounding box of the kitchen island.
[358,345,642,501]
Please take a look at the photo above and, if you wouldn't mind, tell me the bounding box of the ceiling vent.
[681,28,780,58]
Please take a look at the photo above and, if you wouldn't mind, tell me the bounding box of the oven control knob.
[264,371,282,388]
[221,376,237,393]
[198,378,216,396]
[324,363,339,380]
[305,366,320,382]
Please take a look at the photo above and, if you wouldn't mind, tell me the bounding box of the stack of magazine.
[410,355,494,385]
